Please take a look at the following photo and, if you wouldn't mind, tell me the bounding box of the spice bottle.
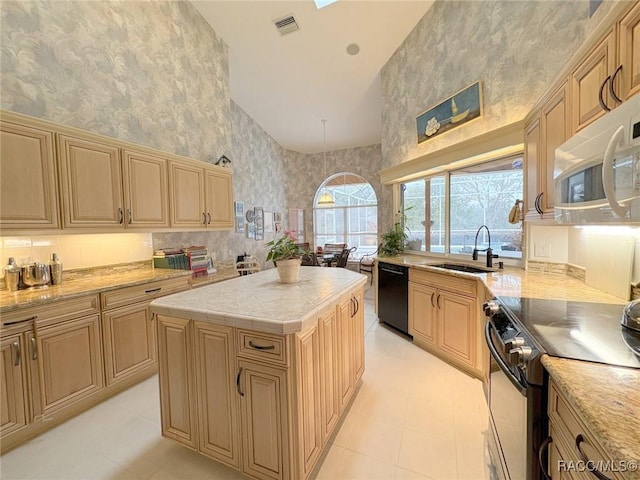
[50,253,63,285]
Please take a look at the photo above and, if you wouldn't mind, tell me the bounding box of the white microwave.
[554,94,640,224]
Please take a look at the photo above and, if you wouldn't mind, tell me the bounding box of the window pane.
[403,180,426,251]
[450,158,523,258]
[429,176,446,253]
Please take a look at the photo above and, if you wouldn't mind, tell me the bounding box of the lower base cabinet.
[156,286,365,480]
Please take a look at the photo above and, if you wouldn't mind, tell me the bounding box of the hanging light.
[317,119,335,207]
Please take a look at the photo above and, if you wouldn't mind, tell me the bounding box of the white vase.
[276,258,301,283]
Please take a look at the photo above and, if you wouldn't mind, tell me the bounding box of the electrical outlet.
[534,243,550,258]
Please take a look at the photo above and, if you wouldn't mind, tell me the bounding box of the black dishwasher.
[377,262,410,335]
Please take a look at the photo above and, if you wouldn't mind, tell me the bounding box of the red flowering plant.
[265,230,308,263]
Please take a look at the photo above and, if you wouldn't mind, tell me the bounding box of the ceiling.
[191,1,434,154]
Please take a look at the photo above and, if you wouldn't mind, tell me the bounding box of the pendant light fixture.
[317,119,335,207]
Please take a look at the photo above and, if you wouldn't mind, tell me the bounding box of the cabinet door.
[618,1,640,100]
[169,161,205,228]
[437,291,475,368]
[540,82,569,214]
[58,134,124,228]
[336,297,353,410]
[408,282,437,347]
[238,359,290,480]
[0,121,59,230]
[351,288,365,384]
[294,324,322,478]
[318,306,339,440]
[122,149,169,228]
[36,315,104,416]
[570,30,617,132]
[157,315,196,448]
[193,322,239,468]
[204,167,233,229]
[102,302,156,386]
[524,116,541,220]
[0,334,28,438]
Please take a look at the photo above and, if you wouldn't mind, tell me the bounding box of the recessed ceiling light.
[346,43,360,56]
[314,0,338,9]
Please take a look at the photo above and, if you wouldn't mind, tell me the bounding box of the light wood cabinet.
[524,82,569,221]
[408,269,483,378]
[157,315,197,449]
[0,118,59,230]
[194,322,239,469]
[238,359,290,480]
[547,378,626,480]
[408,281,437,347]
[0,334,28,439]
[156,284,365,480]
[169,160,234,230]
[58,134,124,228]
[617,2,640,100]
[204,167,234,229]
[570,31,617,132]
[122,148,169,228]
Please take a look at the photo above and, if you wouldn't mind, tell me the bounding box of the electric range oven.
[484,296,640,480]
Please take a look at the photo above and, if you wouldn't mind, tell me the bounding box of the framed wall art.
[254,207,264,241]
[416,81,482,144]
[234,201,245,233]
[264,211,274,233]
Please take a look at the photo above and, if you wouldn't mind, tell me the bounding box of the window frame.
[400,155,524,268]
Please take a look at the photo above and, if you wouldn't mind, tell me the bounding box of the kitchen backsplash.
[0,233,153,276]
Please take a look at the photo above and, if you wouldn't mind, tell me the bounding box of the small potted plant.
[265,231,308,283]
[380,222,408,256]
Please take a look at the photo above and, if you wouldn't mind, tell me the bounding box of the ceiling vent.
[273,15,299,36]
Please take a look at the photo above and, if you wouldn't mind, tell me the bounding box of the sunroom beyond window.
[403,156,523,259]
[314,173,378,259]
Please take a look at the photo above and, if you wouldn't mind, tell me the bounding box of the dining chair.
[301,252,320,266]
[358,244,381,285]
[335,248,351,268]
[295,242,310,252]
[323,243,347,255]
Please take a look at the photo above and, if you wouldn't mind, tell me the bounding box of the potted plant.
[380,222,408,256]
[265,231,308,283]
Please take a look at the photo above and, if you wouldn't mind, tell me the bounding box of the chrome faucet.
[472,225,499,268]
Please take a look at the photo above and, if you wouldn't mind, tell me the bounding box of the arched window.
[313,173,378,258]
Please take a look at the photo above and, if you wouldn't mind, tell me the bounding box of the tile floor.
[0,285,492,480]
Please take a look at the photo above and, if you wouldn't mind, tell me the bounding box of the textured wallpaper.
[380,0,618,169]
[0,0,231,161]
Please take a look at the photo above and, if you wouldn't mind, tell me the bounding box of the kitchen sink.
[429,263,494,274]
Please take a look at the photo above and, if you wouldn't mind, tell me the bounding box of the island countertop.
[149,266,367,335]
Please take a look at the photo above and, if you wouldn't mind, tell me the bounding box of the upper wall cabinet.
[571,2,640,132]
[58,134,124,228]
[0,110,233,233]
[0,118,59,230]
[617,2,640,100]
[122,149,170,228]
[524,82,569,221]
[169,160,233,230]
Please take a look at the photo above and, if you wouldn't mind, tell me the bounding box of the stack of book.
[153,249,189,270]
[183,246,209,277]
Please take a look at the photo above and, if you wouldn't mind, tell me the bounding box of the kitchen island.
[149,266,367,480]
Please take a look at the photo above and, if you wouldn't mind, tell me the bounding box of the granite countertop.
[542,356,640,474]
[149,267,367,335]
[0,262,238,313]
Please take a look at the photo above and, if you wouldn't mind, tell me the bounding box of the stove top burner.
[497,296,640,369]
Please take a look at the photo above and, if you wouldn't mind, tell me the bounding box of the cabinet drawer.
[101,277,190,310]
[2,295,100,330]
[548,381,623,479]
[237,330,289,366]
[410,269,477,297]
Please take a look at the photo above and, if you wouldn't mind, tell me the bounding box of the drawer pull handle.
[118,207,124,224]
[30,337,38,360]
[248,341,275,351]
[609,65,623,104]
[437,294,441,309]
[236,367,244,396]
[12,341,20,366]
[538,436,552,480]
[127,208,132,224]
[575,434,612,480]
[598,76,611,112]
[430,292,435,308]
[144,287,162,294]
[207,212,212,225]
[4,315,38,326]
